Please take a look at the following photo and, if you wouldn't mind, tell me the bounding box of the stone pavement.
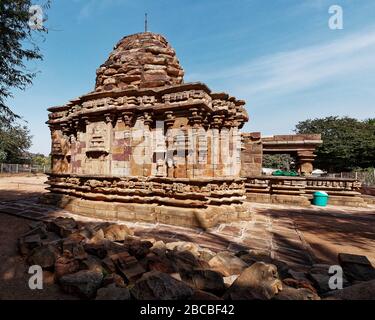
[1,176,374,271]
[0,196,316,271]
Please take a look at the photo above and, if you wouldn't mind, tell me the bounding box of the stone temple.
[44,32,367,227]
[44,32,250,228]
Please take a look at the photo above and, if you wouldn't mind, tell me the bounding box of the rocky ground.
[10,216,375,300]
[1,175,375,300]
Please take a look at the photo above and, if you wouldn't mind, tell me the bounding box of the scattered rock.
[180,269,225,295]
[324,279,375,300]
[151,240,166,252]
[274,286,320,300]
[95,284,131,300]
[83,241,108,259]
[103,224,133,242]
[128,240,153,259]
[18,234,42,256]
[27,245,57,269]
[223,275,239,288]
[167,250,209,272]
[166,241,200,257]
[102,273,126,288]
[110,251,145,283]
[208,251,248,277]
[22,222,48,239]
[238,250,290,279]
[55,252,80,279]
[80,255,104,273]
[63,240,87,260]
[225,262,283,300]
[142,252,177,274]
[307,273,332,294]
[87,229,105,244]
[48,217,77,238]
[60,270,103,299]
[198,248,216,262]
[283,278,317,294]
[338,253,375,282]
[131,271,194,300]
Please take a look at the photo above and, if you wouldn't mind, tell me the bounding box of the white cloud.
[75,0,126,21]
[187,26,375,97]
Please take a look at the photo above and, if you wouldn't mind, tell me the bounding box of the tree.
[263,154,295,170]
[0,0,49,123]
[0,118,32,163]
[30,153,50,166]
[295,116,375,172]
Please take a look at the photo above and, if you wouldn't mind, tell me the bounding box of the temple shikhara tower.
[44,32,250,228]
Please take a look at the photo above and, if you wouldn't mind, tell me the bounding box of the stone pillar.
[297,150,315,176]
[122,111,134,176]
[240,132,262,177]
[143,111,153,177]
[211,115,223,177]
[165,111,175,178]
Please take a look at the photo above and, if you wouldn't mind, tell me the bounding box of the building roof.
[95,32,184,92]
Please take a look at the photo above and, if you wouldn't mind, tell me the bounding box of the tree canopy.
[295,116,375,172]
[0,118,32,163]
[0,0,49,123]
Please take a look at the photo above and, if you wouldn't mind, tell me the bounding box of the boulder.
[87,229,105,244]
[307,273,332,294]
[62,240,87,260]
[102,273,126,288]
[60,270,103,299]
[80,255,104,273]
[102,256,117,274]
[128,240,153,260]
[274,286,320,300]
[283,278,317,294]
[141,252,177,274]
[224,262,283,300]
[95,284,131,300]
[110,251,146,283]
[167,250,209,272]
[83,241,108,259]
[151,240,166,252]
[223,275,239,288]
[27,245,57,269]
[103,224,133,242]
[237,250,290,279]
[166,241,200,257]
[18,234,41,256]
[48,217,77,237]
[131,271,194,300]
[324,279,375,300]
[180,269,225,295]
[22,222,48,239]
[338,253,375,282]
[198,248,216,262]
[55,252,80,279]
[208,251,248,277]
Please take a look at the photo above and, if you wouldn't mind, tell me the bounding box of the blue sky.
[8,0,375,155]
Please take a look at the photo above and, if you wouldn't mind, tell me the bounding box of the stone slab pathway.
[1,176,374,271]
